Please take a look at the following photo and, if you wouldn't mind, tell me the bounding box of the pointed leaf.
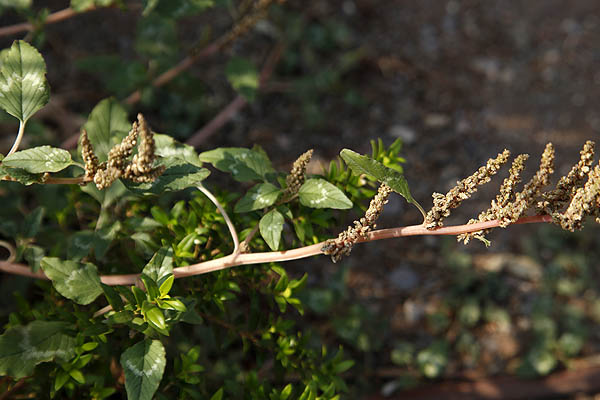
[259,209,284,251]
[101,283,124,311]
[0,321,76,379]
[235,183,281,213]
[340,149,415,204]
[199,147,274,182]
[154,134,201,166]
[0,40,49,122]
[82,98,131,162]
[158,274,174,296]
[125,158,210,194]
[40,257,103,305]
[140,273,160,300]
[121,340,166,400]
[298,178,352,209]
[142,247,173,282]
[2,146,73,173]
[210,388,224,400]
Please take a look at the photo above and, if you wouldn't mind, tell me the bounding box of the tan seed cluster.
[283,149,313,200]
[553,162,600,231]
[424,149,510,229]
[81,114,164,190]
[322,183,392,263]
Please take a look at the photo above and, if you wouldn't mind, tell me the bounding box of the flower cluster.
[81,114,165,190]
[322,183,392,262]
[282,149,313,200]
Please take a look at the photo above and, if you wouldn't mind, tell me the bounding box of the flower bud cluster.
[283,149,313,200]
[81,114,164,190]
[424,150,510,229]
[322,183,392,263]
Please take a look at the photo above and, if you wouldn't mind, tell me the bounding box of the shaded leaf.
[142,247,174,283]
[259,209,284,251]
[0,40,49,122]
[120,340,166,400]
[0,165,42,185]
[154,134,201,166]
[2,146,73,173]
[199,147,274,182]
[234,183,281,213]
[298,178,352,209]
[82,98,131,162]
[226,57,259,102]
[0,321,76,379]
[40,257,103,305]
[125,158,210,194]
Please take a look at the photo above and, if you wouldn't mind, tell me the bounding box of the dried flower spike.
[283,149,313,200]
[322,183,392,262]
[80,129,99,182]
[124,114,165,182]
[553,162,600,231]
[425,149,510,229]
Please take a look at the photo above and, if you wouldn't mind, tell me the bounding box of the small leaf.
[54,369,70,391]
[0,321,76,379]
[210,387,224,400]
[333,359,354,374]
[0,40,49,123]
[2,146,73,173]
[235,183,281,213]
[158,274,174,297]
[82,98,131,162]
[226,57,259,101]
[340,149,416,205]
[132,286,147,307]
[21,206,44,238]
[142,247,174,283]
[69,369,85,384]
[140,274,160,300]
[125,158,210,194]
[40,257,103,305]
[144,304,166,331]
[101,283,124,311]
[298,178,352,209]
[199,147,275,182]
[259,209,284,251]
[120,340,166,400]
[160,298,186,312]
[0,165,42,185]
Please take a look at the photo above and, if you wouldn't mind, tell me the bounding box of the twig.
[0,377,26,400]
[0,6,96,38]
[0,215,554,285]
[186,43,284,147]
[197,184,240,254]
[0,240,15,263]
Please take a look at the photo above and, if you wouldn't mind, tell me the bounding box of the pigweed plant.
[0,37,599,399]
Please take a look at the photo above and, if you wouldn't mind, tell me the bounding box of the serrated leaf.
[40,257,103,305]
[199,147,275,182]
[340,149,415,204]
[226,57,259,102]
[142,247,173,283]
[298,178,352,209]
[0,40,49,123]
[125,158,210,194]
[259,209,284,251]
[154,134,201,166]
[121,340,166,400]
[81,98,131,162]
[0,321,76,379]
[234,183,281,213]
[2,146,73,173]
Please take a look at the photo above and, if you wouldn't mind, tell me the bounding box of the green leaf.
[142,247,173,283]
[154,134,201,166]
[40,257,103,305]
[0,40,49,123]
[160,298,186,312]
[0,0,31,10]
[333,359,354,374]
[69,369,85,384]
[81,179,127,207]
[21,206,44,237]
[158,274,174,296]
[0,165,42,185]
[0,321,76,379]
[120,340,166,400]
[340,149,416,205]
[298,178,352,209]
[235,183,281,213]
[140,274,160,300]
[101,283,124,311]
[143,304,166,330]
[94,220,121,258]
[199,147,275,182]
[259,209,284,251]
[82,98,131,162]
[71,0,116,12]
[125,158,210,194]
[210,387,224,400]
[2,146,73,173]
[54,369,70,391]
[226,57,259,102]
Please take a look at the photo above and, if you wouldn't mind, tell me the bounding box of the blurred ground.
[1,0,600,398]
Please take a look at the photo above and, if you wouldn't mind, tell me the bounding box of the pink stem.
[0,215,554,285]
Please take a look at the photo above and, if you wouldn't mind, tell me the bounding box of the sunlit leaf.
[40,257,103,305]
[2,146,73,173]
[260,209,284,251]
[120,339,166,400]
[298,178,352,209]
[234,183,281,213]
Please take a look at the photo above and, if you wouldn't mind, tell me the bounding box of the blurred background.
[1,0,600,398]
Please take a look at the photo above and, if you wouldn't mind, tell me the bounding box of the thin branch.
[0,215,554,285]
[7,121,25,155]
[197,183,240,254]
[186,43,284,147]
[1,175,84,185]
[0,6,96,38]
[0,240,15,263]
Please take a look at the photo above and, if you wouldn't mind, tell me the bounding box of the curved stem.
[0,240,16,263]
[7,120,25,156]
[0,215,554,285]
[197,184,240,254]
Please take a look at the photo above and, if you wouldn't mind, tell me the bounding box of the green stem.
[7,120,25,156]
